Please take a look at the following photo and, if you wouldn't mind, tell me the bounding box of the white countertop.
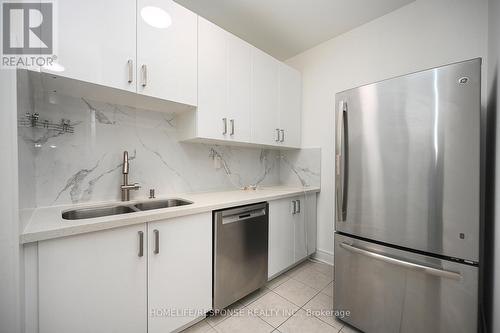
[20,186,320,244]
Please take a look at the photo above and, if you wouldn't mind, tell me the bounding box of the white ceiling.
[174,0,415,60]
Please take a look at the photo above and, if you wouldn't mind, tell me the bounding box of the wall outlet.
[214,155,222,169]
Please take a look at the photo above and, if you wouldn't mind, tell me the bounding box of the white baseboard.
[312,249,334,265]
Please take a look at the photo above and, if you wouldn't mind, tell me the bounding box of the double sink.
[62,199,193,220]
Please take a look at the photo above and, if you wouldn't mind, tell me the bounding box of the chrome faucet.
[121,151,140,201]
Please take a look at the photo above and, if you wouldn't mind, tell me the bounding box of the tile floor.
[181,259,361,333]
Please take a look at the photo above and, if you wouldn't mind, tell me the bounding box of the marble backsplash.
[18,89,320,208]
[17,71,38,229]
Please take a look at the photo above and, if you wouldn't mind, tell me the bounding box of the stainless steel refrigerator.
[334,59,481,333]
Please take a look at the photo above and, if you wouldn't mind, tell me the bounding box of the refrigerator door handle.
[336,101,348,221]
[340,242,461,280]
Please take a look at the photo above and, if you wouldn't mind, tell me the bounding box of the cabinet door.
[197,17,228,140]
[279,64,302,148]
[305,193,317,256]
[38,225,147,333]
[269,198,295,278]
[137,0,197,105]
[44,0,136,92]
[251,49,280,146]
[198,17,251,142]
[227,34,251,143]
[293,194,318,260]
[294,196,308,262]
[148,213,212,333]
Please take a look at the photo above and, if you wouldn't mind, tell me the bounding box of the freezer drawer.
[334,233,478,333]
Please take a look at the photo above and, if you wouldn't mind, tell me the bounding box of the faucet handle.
[149,189,155,199]
[121,183,140,190]
[122,151,129,174]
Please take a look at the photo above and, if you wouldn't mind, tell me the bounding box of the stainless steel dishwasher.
[213,202,268,310]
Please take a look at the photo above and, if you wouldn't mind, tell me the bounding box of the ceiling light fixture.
[141,6,172,29]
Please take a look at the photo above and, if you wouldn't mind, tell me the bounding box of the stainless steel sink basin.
[133,199,193,211]
[62,205,139,220]
[61,198,193,220]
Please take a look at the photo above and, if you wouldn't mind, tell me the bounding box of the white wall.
[487,0,500,331]
[0,72,21,332]
[286,0,488,263]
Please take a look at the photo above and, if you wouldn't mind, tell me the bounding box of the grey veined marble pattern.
[279,149,321,188]
[19,92,321,207]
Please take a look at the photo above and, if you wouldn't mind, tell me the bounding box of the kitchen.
[0,0,498,333]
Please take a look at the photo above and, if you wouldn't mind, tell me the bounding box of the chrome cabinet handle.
[339,242,461,281]
[230,119,235,135]
[153,229,159,254]
[296,199,300,213]
[222,118,228,135]
[275,128,280,142]
[141,64,148,87]
[138,231,144,257]
[127,59,133,84]
[336,101,348,222]
[280,129,285,142]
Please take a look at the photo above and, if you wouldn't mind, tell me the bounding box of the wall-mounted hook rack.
[18,113,75,133]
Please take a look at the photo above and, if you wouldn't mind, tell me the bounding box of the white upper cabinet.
[197,17,229,140]
[250,48,280,146]
[251,59,302,148]
[45,0,137,92]
[226,34,252,142]
[197,17,251,142]
[48,1,300,147]
[137,0,197,105]
[181,36,302,148]
[279,64,302,148]
[249,51,302,148]
[45,0,197,106]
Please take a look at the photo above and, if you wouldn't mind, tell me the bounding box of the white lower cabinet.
[148,213,212,333]
[294,193,317,261]
[304,193,318,257]
[38,213,212,333]
[38,224,148,333]
[268,198,295,277]
[268,194,317,278]
[293,197,308,262]
[37,197,316,331]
